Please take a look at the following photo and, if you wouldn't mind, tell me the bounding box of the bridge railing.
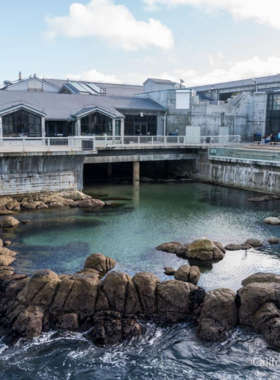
[0,135,240,152]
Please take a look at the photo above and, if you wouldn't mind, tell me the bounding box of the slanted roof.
[43,79,143,97]
[0,91,165,121]
[0,103,46,117]
[143,78,176,85]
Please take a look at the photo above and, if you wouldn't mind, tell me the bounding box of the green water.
[8,182,280,291]
[2,182,280,380]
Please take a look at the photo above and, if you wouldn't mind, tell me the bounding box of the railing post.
[47,138,50,151]
[93,137,95,151]
[22,137,25,152]
[105,134,107,147]
[152,136,154,146]
[138,136,140,146]
[177,136,179,144]
[122,135,124,145]
[164,136,167,146]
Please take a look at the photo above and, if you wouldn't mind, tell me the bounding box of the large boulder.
[133,272,160,317]
[268,237,280,244]
[89,311,142,345]
[12,305,44,339]
[237,282,280,326]
[0,197,12,209]
[244,238,262,247]
[84,253,116,274]
[0,216,20,228]
[252,302,280,348]
[77,199,105,209]
[6,200,20,211]
[263,217,280,225]
[157,280,197,322]
[174,265,200,285]
[156,242,186,254]
[186,238,225,261]
[242,273,280,286]
[58,191,91,201]
[17,270,60,309]
[197,288,238,341]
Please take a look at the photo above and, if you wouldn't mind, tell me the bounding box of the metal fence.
[0,135,241,153]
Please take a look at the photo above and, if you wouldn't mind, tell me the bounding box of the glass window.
[2,109,42,137]
[81,112,113,136]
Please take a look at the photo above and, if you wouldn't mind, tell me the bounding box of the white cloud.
[46,0,174,51]
[143,0,280,32]
[160,56,280,86]
[66,68,123,83]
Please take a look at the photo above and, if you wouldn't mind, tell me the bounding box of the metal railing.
[0,135,241,153]
[209,147,280,165]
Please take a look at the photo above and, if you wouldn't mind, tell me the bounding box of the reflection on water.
[2,182,280,379]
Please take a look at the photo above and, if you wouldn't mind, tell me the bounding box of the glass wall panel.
[124,115,157,135]
[81,112,113,135]
[2,109,42,137]
[267,94,280,135]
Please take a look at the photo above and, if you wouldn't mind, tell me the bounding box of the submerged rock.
[244,238,262,247]
[164,267,175,275]
[77,199,105,209]
[0,216,20,228]
[268,237,280,244]
[156,242,186,254]
[263,217,280,225]
[225,243,251,251]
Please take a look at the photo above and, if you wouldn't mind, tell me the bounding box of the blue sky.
[1,0,280,86]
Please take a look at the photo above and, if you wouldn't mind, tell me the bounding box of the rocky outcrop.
[196,289,238,341]
[174,265,200,285]
[0,191,105,214]
[84,253,116,274]
[156,238,225,262]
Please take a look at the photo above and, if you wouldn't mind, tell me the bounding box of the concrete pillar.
[133,161,140,186]
[112,119,116,138]
[107,163,113,178]
[76,119,81,136]
[0,117,3,138]
[41,117,46,137]
[121,118,125,137]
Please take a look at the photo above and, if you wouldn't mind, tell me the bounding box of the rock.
[214,241,226,254]
[247,196,271,202]
[0,247,17,257]
[238,282,280,326]
[17,270,60,309]
[6,200,20,211]
[47,201,64,208]
[37,203,48,210]
[21,202,37,210]
[21,220,30,225]
[3,241,11,246]
[252,303,280,348]
[84,253,116,274]
[98,271,130,314]
[197,288,238,341]
[186,238,225,261]
[133,272,160,317]
[244,238,262,247]
[263,217,280,225]
[157,280,197,322]
[268,237,280,244]
[54,313,79,331]
[174,265,200,285]
[0,216,20,228]
[164,267,175,275]
[77,199,105,209]
[0,198,12,209]
[12,305,44,339]
[62,274,100,319]
[225,243,251,251]
[156,242,185,254]
[0,210,14,215]
[0,255,15,266]
[242,272,280,286]
[90,311,141,345]
[58,191,91,201]
[0,239,2,247]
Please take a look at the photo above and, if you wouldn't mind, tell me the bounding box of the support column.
[107,163,113,178]
[121,118,125,137]
[133,161,140,186]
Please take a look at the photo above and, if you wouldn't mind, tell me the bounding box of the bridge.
[3,134,279,196]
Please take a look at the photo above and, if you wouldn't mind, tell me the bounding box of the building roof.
[43,79,144,97]
[186,73,280,92]
[0,91,165,121]
[143,78,176,85]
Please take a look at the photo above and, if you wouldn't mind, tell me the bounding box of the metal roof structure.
[0,91,165,121]
[143,78,176,85]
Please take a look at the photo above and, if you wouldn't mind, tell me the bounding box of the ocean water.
[1,182,280,379]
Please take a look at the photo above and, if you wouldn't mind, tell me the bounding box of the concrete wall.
[195,151,280,194]
[0,153,85,195]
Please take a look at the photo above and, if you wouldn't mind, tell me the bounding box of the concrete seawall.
[196,151,280,194]
[0,152,86,195]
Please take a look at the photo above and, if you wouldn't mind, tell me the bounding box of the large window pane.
[2,109,42,137]
[81,112,113,136]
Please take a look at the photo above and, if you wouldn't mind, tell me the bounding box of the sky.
[1,0,280,86]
